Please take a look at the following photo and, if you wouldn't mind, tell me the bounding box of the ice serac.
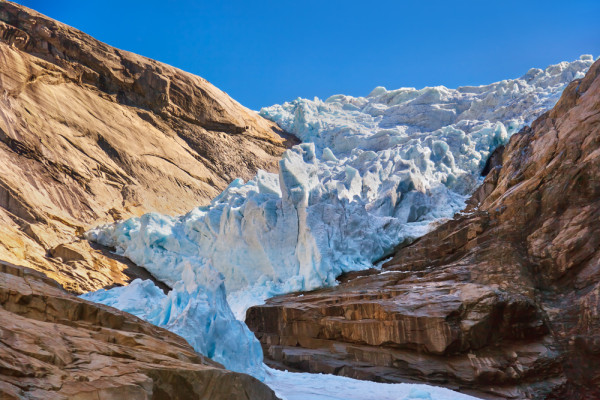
[87,56,592,315]
[0,260,279,400]
[84,56,592,380]
[260,57,591,157]
[81,262,266,380]
[0,0,293,294]
[247,58,600,399]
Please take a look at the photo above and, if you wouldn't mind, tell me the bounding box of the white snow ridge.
[82,56,592,397]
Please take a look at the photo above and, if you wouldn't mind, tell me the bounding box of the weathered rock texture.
[0,0,294,293]
[0,260,279,400]
[247,59,600,399]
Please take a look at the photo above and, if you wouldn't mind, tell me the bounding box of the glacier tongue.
[83,56,593,379]
[81,262,265,379]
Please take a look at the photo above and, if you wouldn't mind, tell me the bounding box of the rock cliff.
[0,0,294,293]
[0,260,279,399]
[246,59,600,399]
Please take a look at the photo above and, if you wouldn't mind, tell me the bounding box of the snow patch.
[265,367,478,400]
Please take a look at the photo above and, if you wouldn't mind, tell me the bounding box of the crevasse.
[81,56,594,381]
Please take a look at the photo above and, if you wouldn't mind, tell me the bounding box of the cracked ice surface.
[81,266,265,379]
[83,56,593,379]
[260,56,593,157]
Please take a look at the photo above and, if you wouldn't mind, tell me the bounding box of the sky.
[12,0,600,110]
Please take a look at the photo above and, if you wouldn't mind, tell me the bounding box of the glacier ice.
[83,56,593,380]
[86,140,470,319]
[260,56,593,158]
[81,263,265,379]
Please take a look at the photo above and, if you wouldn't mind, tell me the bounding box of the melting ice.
[82,56,593,382]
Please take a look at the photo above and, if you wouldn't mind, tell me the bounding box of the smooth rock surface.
[0,0,294,293]
[247,59,600,399]
[0,260,279,400]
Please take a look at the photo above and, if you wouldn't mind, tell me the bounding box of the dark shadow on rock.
[88,241,171,294]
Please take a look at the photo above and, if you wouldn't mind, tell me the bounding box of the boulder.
[0,260,279,400]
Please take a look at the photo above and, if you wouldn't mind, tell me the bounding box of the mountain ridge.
[0,0,295,293]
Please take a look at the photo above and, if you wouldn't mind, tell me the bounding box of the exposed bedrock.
[0,260,279,399]
[0,0,295,293]
[247,59,600,399]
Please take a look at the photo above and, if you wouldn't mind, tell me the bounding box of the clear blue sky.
[13,0,600,110]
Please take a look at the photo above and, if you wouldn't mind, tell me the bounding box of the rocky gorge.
[247,58,600,399]
[1,1,599,400]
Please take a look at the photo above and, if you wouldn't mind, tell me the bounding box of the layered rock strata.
[247,59,600,399]
[0,260,279,400]
[0,0,294,293]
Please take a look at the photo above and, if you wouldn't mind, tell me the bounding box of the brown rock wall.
[247,59,600,399]
[0,260,279,399]
[0,0,295,293]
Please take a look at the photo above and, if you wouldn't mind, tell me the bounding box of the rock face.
[247,59,600,399]
[0,0,294,293]
[0,260,279,399]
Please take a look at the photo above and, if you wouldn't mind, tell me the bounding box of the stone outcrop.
[0,0,295,293]
[0,260,279,399]
[247,59,600,399]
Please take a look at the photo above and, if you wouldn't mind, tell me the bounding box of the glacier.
[82,56,594,382]
[261,55,593,157]
[81,265,265,379]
